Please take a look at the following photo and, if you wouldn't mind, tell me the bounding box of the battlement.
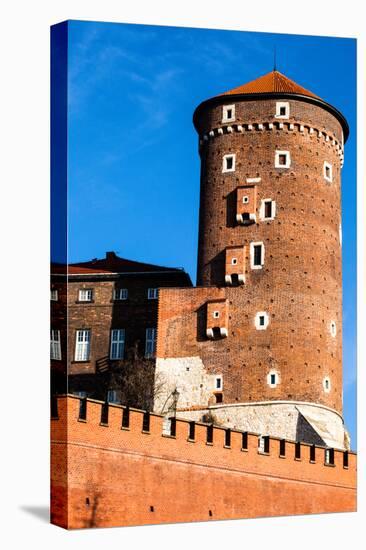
[51,395,356,528]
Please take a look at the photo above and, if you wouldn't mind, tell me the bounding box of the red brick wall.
[156,96,343,414]
[51,396,356,529]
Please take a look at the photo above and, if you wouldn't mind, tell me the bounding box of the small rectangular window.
[75,329,91,361]
[50,289,58,301]
[242,432,248,450]
[142,411,150,432]
[225,429,231,447]
[254,245,263,266]
[50,329,61,360]
[207,424,214,444]
[170,417,177,437]
[215,392,223,403]
[264,201,272,218]
[275,150,291,169]
[145,327,157,358]
[222,104,235,122]
[222,154,236,173]
[275,102,289,119]
[122,407,130,428]
[110,328,125,360]
[215,376,222,389]
[343,451,349,468]
[148,288,158,299]
[324,161,333,182]
[114,288,128,300]
[78,289,93,302]
[270,373,276,385]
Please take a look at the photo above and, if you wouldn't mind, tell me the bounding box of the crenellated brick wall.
[51,396,356,529]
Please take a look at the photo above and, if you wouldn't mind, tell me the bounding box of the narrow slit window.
[225,429,231,447]
[310,444,316,462]
[295,441,301,459]
[280,439,286,457]
[343,451,349,468]
[188,421,195,441]
[242,432,248,450]
[207,424,214,444]
[122,407,130,428]
[325,448,334,465]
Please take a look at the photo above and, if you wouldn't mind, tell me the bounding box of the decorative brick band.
[199,121,344,166]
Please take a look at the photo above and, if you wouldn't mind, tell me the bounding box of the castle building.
[154,70,350,450]
[50,252,192,400]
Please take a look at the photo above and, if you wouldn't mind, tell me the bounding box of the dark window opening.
[225,429,231,447]
[270,374,276,385]
[254,245,262,266]
[263,436,270,454]
[259,315,265,326]
[142,411,150,432]
[264,201,273,218]
[325,166,331,178]
[207,424,214,444]
[215,392,223,404]
[279,106,286,116]
[295,441,301,459]
[209,510,213,517]
[279,154,287,165]
[150,506,154,512]
[215,378,221,389]
[122,407,130,428]
[230,273,239,285]
[101,401,109,425]
[189,421,195,441]
[310,444,316,462]
[343,451,349,468]
[212,327,222,338]
[227,109,232,119]
[85,498,90,507]
[79,397,87,421]
[280,439,286,457]
[242,432,248,450]
[241,212,250,222]
[170,417,177,437]
[226,157,233,170]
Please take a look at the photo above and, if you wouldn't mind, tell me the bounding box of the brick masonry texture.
[155,95,345,447]
[50,397,356,529]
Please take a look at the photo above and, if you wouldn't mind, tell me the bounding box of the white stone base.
[175,401,348,450]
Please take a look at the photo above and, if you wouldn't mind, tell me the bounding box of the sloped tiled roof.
[51,252,188,275]
[220,70,319,99]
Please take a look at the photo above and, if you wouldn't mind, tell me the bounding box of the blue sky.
[65,21,357,447]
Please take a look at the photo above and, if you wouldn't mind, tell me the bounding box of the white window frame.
[275,101,290,119]
[110,328,125,360]
[323,377,331,393]
[323,161,333,182]
[147,288,159,300]
[213,310,220,319]
[222,104,235,123]
[255,311,269,330]
[107,390,119,404]
[74,329,91,361]
[145,327,157,358]
[114,288,128,301]
[231,257,238,265]
[78,289,93,302]
[330,321,337,338]
[250,241,265,269]
[214,375,223,390]
[50,329,61,360]
[259,198,276,221]
[267,370,279,388]
[50,289,58,301]
[222,153,236,173]
[242,195,249,204]
[275,150,291,169]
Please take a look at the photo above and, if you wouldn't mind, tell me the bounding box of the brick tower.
[154,70,349,450]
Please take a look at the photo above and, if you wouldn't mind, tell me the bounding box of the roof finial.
[273,45,277,72]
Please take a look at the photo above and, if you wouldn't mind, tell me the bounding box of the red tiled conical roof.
[220,70,319,99]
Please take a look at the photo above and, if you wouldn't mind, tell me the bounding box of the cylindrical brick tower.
[192,70,349,449]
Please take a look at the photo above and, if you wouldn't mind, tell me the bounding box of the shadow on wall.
[296,413,325,446]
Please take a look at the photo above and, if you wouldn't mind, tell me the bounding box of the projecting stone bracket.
[236,212,257,225]
[225,273,245,285]
[206,327,228,339]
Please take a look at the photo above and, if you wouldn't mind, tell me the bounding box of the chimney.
[106,251,117,260]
